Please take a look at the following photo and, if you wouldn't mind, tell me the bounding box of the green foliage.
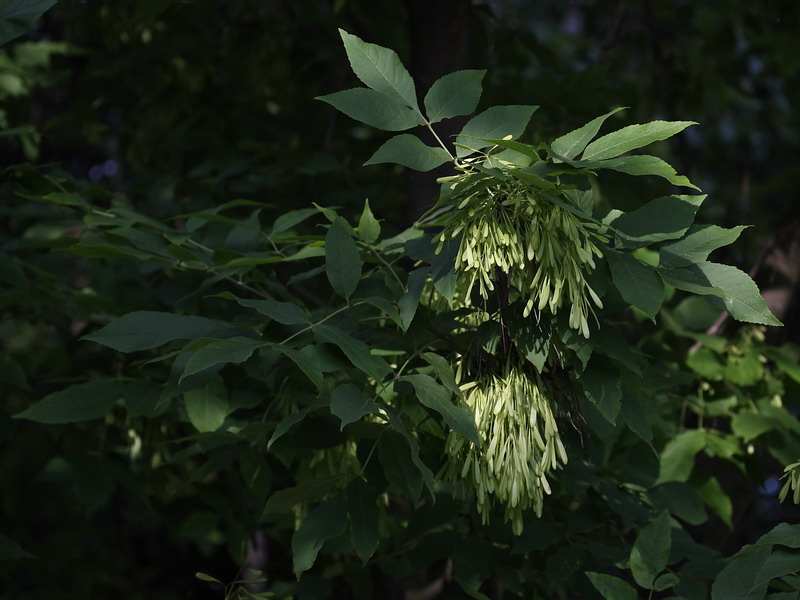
[3,6,800,600]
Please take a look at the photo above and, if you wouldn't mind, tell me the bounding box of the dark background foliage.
[1,1,799,598]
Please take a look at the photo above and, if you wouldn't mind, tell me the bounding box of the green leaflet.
[316,88,423,131]
[711,548,771,600]
[630,510,672,589]
[270,207,317,235]
[696,474,733,528]
[607,251,665,318]
[398,267,428,330]
[292,496,348,577]
[752,550,800,591]
[612,194,705,248]
[420,352,461,396]
[184,378,228,433]
[215,292,309,325]
[14,380,121,424]
[0,0,56,46]
[649,482,707,525]
[582,120,696,161]
[267,406,312,450]
[585,572,637,600]
[357,199,381,243]
[659,224,748,267]
[272,344,323,389]
[621,391,653,446]
[736,523,800,556]
[455,105,538,158]
[731,412,775,442]
[424,69,486,123]
[330,383,378,430]
[378,430,423,502]
[338,29,421,114]
[661,262,781,325]
[694,262,782,326]
[82,311,223,352]
[262,474,348,516]
[582,356,622,424]
[180,337,265,382]
[656,430,706,484]
[326,217,362,300]
[580,154,699,190]
[314,324,392,381]
[382,407,435,498]
[346,479,380,564]
[364,134,452,171]
[400,373,479,445]
[551,107,627,160]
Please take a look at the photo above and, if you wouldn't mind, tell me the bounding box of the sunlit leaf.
[338,29,420,113]
[14,380,120,424]
[424,69,486,123]
[365,134,452,171]
[582,120,696,161]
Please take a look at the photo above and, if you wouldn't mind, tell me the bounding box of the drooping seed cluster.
[438,178,605,337]
[442,364,567,535]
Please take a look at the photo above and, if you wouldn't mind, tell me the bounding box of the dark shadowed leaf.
[400,374,479,444]
[14,380,120,423]
[379,430,423,502]
[398,268,429,330]
[181,337,265,381]
[326,218,362,300]
[607,251,665,318]
[263,474,348,515]
[272,344,323,389]
[292,496,348,576]
[330,383,378,430]
[314,325,391,380]
[82,311,222,352]
[582,356,622,424]
[346,479,380,564]
[0,0,56,46]
[0,534,34,560]
[612,195,705,248]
